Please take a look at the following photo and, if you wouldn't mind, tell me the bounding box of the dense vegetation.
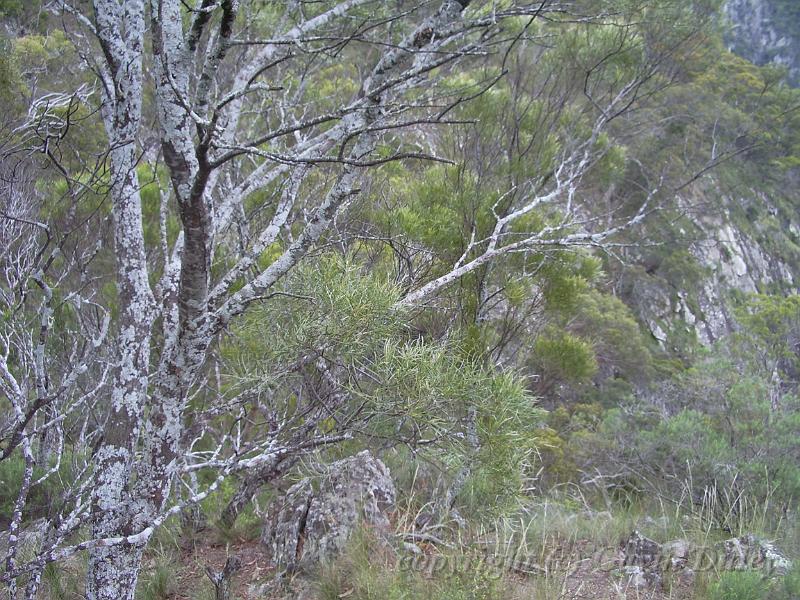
[0,1,798,599]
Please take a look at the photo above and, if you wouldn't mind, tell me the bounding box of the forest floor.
[170,534,701,600]
[42,498,794,600]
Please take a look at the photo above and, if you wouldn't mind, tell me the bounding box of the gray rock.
[725,0,800,86]
[621,530,661,569]
[263,450,396,572]
[620,531,663,588]
[662,539,693,570]
[620,532,698,589]
[677,567,696,587]
[622,565,661,589]
[721,534,792,576]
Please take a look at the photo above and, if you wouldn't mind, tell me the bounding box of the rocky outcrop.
[262,450,396,572]
[723,534,793,576]
[620,531,664,588]
[725,0,800,85]
[619,530,792,590]
[688,206,795,343]
[630,189,798,349]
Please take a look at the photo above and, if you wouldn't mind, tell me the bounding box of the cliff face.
[629,193,799,350]
[725,0,800,85]
[609,2,800,352]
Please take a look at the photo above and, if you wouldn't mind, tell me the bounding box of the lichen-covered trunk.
[86,543,145,600]
[86,1,153,598]
[86,146,153,598]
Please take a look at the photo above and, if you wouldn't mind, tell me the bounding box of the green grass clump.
[706,571,770,600]
[311,527,508,600]
[136,546,181,600]
[775,563,800,600]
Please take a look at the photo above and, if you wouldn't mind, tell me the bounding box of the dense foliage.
[0,0,799,598]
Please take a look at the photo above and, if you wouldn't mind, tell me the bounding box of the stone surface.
[662,539,692,570]
[619,531,663,588]
[618,529,792,590]
[263,450,396,572]
[726,0,800,86]
[621,530,661,568]
[628,190,799,349]
[721,534,793,576]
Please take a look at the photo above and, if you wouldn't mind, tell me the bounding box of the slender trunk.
[218,477,263,532]
[437,405,479,526]
[437,268,489,524]
[219,457,294,530]
[206,556,241,600]
[86,142,153,599]
[86,1,151,597]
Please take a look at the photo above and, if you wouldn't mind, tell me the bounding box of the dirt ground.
[173,535,700,600]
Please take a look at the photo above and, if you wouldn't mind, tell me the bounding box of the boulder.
[622,565,654,589]
[721,534,792,576]
[617,530,792,589]
[619,531,663,588]
[662,539,693,570]
[621,530,661,569]
[263,450,396,572]
[620,532,695,588]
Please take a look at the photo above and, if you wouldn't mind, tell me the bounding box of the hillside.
[0,1,798,599]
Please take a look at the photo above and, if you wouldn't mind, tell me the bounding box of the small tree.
[0,1,716,598]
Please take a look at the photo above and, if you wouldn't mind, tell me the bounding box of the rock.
[263,450,396,572]
[723,536,750,570]
[651,322,668,343]
[619,532,792,587]
[678,567,696,587]
[621,530,661,569]
[624,188,799,350]
[721,534,792,576]
[623,565,651,588]
[264,478,314,571]
[620,531,663,588]
[725,0,800,86]
[662,539,693,570]
[757,537,793,575]
[620,532,697,589]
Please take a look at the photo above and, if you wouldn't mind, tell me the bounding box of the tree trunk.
[86,543,145,600]
[218,458,292,531]
[206,556,241,600]
[85,1,151,598]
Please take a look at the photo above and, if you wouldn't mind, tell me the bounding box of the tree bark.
[86,543,145,600]
[86,1,152,598]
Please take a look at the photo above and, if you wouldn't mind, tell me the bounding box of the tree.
[0,1,714,598]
